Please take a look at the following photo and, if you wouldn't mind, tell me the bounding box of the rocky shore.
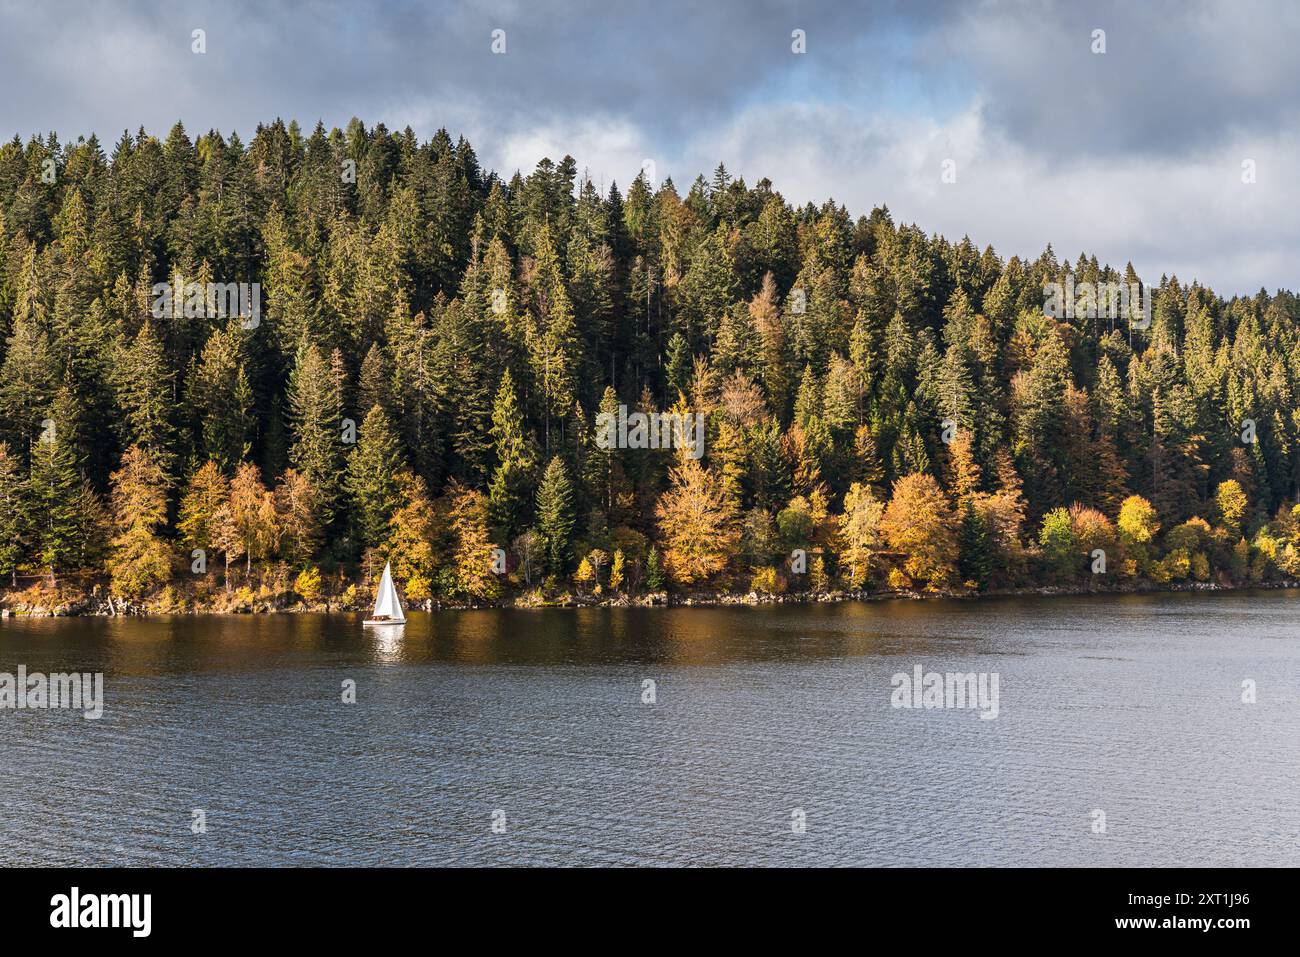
[1,576,1295,619]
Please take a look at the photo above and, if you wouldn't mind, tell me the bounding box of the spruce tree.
[288,341,343,527]
[26,425,84,582]
[0,444,26,585]
[487,369,536,538]
[535,456,575,575]
[346,404,403,553]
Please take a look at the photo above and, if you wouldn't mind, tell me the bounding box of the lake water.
[1,592,1297,867]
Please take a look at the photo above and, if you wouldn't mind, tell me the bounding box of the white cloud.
[508,97,1299,294]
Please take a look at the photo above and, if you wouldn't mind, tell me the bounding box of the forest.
[1,117,1299,611]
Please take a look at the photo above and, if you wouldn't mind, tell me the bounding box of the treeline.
[2,117,1300,606]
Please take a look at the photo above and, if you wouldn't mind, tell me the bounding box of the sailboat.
[363,562,406,626]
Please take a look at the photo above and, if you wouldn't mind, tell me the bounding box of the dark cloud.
[0,0,928,145]
[2,0,1298,293]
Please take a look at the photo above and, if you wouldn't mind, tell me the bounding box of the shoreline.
[2,578,1296,619]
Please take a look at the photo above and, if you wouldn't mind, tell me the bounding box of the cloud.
[1,0,1297,293]
[934,0,1300,161]
[666,98,1300,295]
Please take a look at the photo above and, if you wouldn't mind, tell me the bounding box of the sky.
[2,0,1297,296]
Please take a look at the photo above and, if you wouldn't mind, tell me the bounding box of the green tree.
[111,317,176,477]
[189,319,254,471]
[287,342,344,527]
[535,456,576,575]
[346,404,403,553]
[0,444,26,584]
[26,425,86,582]
[487,369,537,538]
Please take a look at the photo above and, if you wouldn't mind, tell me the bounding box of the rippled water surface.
[1,592,1297,866]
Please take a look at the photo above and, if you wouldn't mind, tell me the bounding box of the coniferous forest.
[2,118,1300,611]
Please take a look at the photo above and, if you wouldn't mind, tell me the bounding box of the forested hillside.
[1,118,1299,607]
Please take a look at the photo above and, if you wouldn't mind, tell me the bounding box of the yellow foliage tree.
[838,482,884,588]
[654,458,740,585]
[385,471,437,599]
[880,473,959,588]
[1214,480,1247,537]
[442,481,499,600]
[227,462,278,578]
[1117,494,1159,574]
[107,446,172,600]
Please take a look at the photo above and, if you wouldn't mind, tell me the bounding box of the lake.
[1,591,1297,866]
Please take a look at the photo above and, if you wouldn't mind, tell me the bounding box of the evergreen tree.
[487,369,536,538]
[26,425,85,582]
[346,404,403,553]
[111,317,176,478]
[535,456,575,575]
[0,444,26,584]
[287,341,344,527]
[189,320,254,472]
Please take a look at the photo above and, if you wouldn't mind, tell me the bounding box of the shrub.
[295,566,323,602]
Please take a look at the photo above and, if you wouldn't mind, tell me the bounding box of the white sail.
[369,562,406,622]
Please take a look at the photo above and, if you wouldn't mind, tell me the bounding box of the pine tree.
[535,456,576,575]
[26,426,85,582]
[0,444,26,585]
[957,500,993,589]
[189,320,254,471]
[645,544,665,591]
[0,247,57,458]
[111,317,176,478]
[287,341,344,527]
[487,368,537,538]
[524,225,581,454]
[346,404,403,553]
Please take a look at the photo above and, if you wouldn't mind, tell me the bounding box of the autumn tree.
[107,446,171,599]
[275,467,321,566]
[1117,494,1160,575]
[439,481,499,600]
[880,473,959,588]
[838,481,884,588]
[654,459,740,585]
[178,461,231,568]
[385,471,437,599]
[228,462,279,578]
